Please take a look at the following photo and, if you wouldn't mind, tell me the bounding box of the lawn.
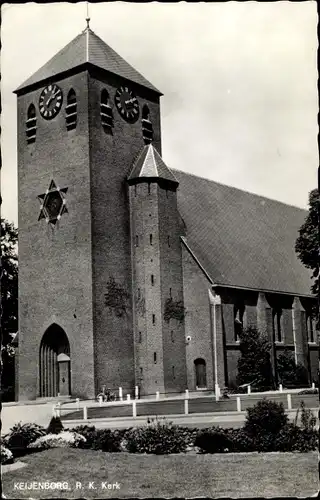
[2,448,318,498]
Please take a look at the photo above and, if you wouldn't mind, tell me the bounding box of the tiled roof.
[15,28,161,94]
[128,144,178,185]
[174,170,313,296]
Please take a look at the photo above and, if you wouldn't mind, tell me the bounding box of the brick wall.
[17,71,95,399]
[182,245,213,390]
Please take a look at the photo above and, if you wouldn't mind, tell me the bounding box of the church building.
[15,25,318,400]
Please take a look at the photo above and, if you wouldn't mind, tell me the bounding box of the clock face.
[114,86,139,122]
[39,84,63,120]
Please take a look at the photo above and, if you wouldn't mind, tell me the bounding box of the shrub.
[28,431,86,450]
[244,399,288,437]
[124,419,188,454]
[1,445,14,464]
[3,422,47,456]
[194,429,234,453]
[70,425,97,449]
[47,416,64,434]
[299,401,317,431]
[277,350,309,388]
[298,388,318,395]
[274,423,317,452]
[91,429,123,453]
[221,428,256,452]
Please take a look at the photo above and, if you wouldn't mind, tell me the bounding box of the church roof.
[128,144,179,186]
[15,28,161,95]
[174,170,312,296]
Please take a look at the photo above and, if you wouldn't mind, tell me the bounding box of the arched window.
[234,304,246,342]
[100,89,114,131]
[65,89,77,130]
[194,358,207,388]
[26,104,37,144]
[141,104,153,144]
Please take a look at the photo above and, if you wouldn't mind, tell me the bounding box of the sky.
[1,1,318,226]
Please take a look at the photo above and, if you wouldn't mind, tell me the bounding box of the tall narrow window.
[151,274,154,285]
[142,104,153,144]
[150,234,153,245]
[169,288,172,298]
[234,304,245,342]
[152,314,155,325]
[137,288,141,299]
[100,89,114,131]
[154,352,157,363]
[171,330,174,343]
[272,308,283,342]
[140,367,143,376]
[168,235,171,247]
[148,183,151,195]
[135,235,139,247]
[138,331,142,343]
[172,366,175,379]
[65,89,77,130]
[26,104,37,144]
[306,313,315,343]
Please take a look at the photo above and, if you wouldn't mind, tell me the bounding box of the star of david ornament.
[37,180,68,225]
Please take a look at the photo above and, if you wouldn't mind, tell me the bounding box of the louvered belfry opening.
[100,89,114,132]
[39,324,70,397]
[142,104,153,144]
[65,89,77,130]
[26,104,37,144]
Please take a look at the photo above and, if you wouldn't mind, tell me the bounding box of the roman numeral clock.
[39,84,63,119]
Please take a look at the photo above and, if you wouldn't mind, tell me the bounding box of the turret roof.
[128,144,178,186]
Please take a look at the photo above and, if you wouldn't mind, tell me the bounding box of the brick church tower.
[15,24,186,400]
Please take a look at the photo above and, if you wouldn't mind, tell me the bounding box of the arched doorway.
[39,324,70,397]
[194,358,207,388]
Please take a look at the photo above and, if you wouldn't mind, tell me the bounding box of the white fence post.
[185,389,189,399]
[135,386,139,399]
[56,402,61,417]
[279,384,283,392]
[184,397,189,415]
[312,382,315,390]
[247,385,251,395]
[119,387,123,401]
[156,391,160,400]
[236,396,241,412]
[99,396,103,406]
[76,398,80,410]
[132,400,137,418]
[83,406,87,420]
[287,393,292,410]
[127,394,131,402]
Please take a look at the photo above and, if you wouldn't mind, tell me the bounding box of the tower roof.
[15,28,161,95]
[128,144,179,187]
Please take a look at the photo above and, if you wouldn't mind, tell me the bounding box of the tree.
[295,189,319,296]
[236,326,273,390]
[1,218,18,401]
[277,349,309,388]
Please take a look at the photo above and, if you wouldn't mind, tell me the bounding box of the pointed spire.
[128,144,179,188]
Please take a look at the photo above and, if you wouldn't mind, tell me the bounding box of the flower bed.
[28,431,86,449]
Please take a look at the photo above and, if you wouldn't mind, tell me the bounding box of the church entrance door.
[57,354,71,396]
[194,358,207,388]
[39,324,71,397]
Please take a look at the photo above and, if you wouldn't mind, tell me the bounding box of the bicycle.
[96,385,117,402]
